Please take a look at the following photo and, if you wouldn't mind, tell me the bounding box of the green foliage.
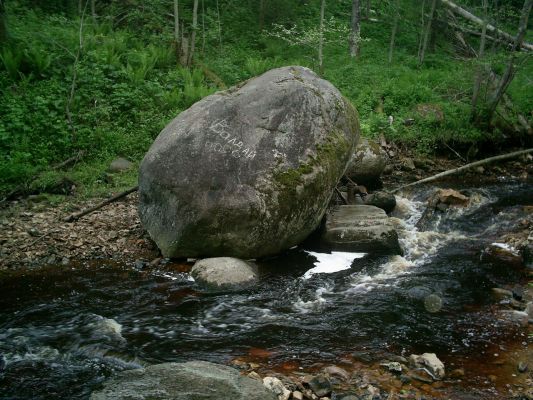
[0,0,531,197]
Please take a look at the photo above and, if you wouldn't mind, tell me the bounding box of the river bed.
[0,180,532,399]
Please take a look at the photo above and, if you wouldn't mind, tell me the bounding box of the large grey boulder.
[191,257,259,290]
[322,205,402,254]
[345,138,387,187]
[90,361,277,400]
[139,66,359,259]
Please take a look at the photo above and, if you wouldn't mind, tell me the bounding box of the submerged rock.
[90,361,277,400]
[139,66,359,259]
[321,205,402,255]
[408,353,445,380]
[482,243,524,269]
[191,257,259,290]
[345,138,387,188]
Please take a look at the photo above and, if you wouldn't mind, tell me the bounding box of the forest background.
[0,0,531,199]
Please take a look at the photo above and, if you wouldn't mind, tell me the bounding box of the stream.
[0,179,531,399]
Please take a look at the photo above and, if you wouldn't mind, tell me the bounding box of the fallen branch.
[390,148,533,193]
[440,0,533,52]
[64,185,138,222]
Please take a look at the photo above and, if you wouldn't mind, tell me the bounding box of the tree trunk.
[388,0,400,63]
[90,0,96,24]
[259,0,265,30]
[487,0,533,118]
[0,0,7,44]
[417,0,426,60]
[174,0,179,44]
[366,0,370,19]
[349,0,360,57]
[441,0,533,51]
[418,0,437,65]
[318,0,326,72]
[187,0,199,67]
[201,0,205,55]
[216,0,222,51]
[471,0,488,119]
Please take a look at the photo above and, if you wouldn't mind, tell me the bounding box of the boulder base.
[90,361,277,400]
[322,205,402,255]
[139,66,359,259]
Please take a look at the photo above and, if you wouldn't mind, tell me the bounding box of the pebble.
[518,362,529,373]
[292,391,304,400]
[247,371,261,381]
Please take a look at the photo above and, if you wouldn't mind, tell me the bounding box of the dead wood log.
[391,148,533,193]
[441,0,533,52]
[64,185,138,222]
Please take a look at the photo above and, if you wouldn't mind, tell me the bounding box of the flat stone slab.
[322,205,402,255]
[90,361,277,400]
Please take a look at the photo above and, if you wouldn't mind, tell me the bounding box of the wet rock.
[90,361,277,400]
[345,138,387,188]
[407,369,434,384]
[433,189,469,207]
[380,361,402,373]
[323,365,350,382]
[108,157,133,173]
[322,205,402,255]
[448,368,465,379]
[482,243,524,269]
[408,353,445,380]
[191,257,259,290]
[363,191,396,214]
[518,362,529,373]
[496,310,529,327]
[138,66,359,259]
[491,288,514,302]
[263,377,290,400]
[248,371,262,381]
[525,302,533,319]
[307,374,332,397]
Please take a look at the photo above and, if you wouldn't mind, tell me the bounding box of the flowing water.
[0,180,531,399]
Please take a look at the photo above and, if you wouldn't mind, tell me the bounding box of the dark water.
[0,180,531,399]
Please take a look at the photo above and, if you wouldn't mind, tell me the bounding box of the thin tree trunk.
[366,0,370,20]
[349,0,360,57]
[201,0,205,55]
[417,0,427,60]
[388,0,400,64]
[391,148,533,193]
[259,0,265,30]
[187,0,199,67]
[487,0,533,118]
[66,0,88,143]
[418,0,438,65]
[471,0,488,119]
[216,0,222,52]
[318,0,326,72]
[174,0,179,44]
[90,0,96,24]
[0,0,7,44]
[441,0,533,51]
